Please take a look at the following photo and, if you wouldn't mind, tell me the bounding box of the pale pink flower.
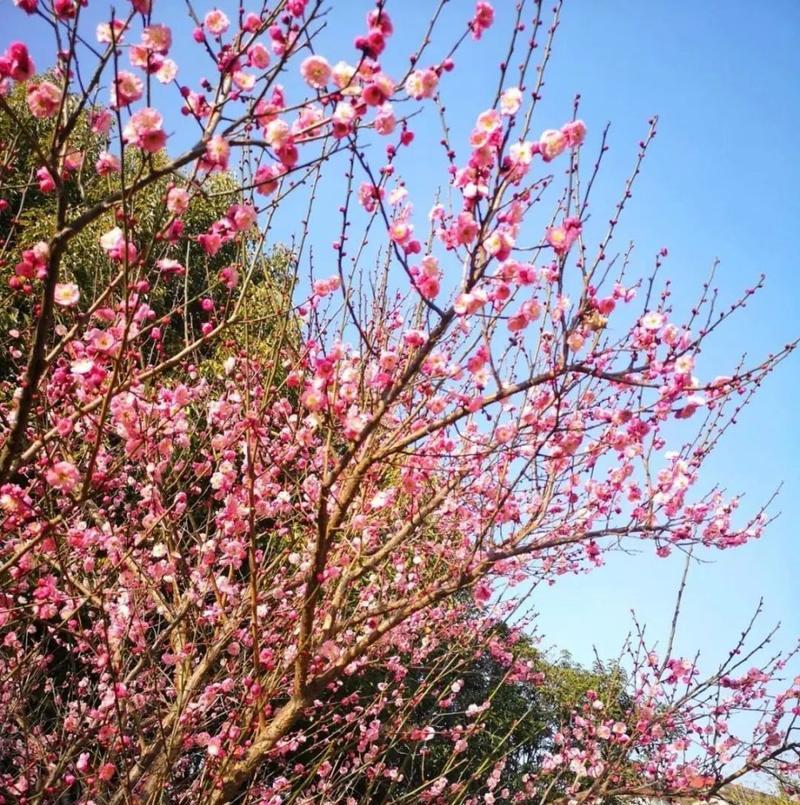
[91,330,117,352]
[331,60,356,90]
[405,68,437,100]
[562,119,587,147]
[300,55,331,89]
[640,311,666,331]
[96,19,126,44]
[54,282,80,307]
[495,423,516,444]
[500,86,522,115]
[156,258,186,276]
[301,385,326,412]
[142,24,172,53]
[373,102,396,135]
[265,118,291,149]
[539,128,567,161]
[167,187,190,214]
[233,70,255,91]
[100,227,138,263]
[110,71,143,108]
[475,108,501,133]
[155,59,178,84]
[312,276,341,298]
[46,460,80,493]
[204,9,230,36]
[26,81,61,118]
[96,151,120,175]
[90,109,113,134]
[122,107,166,153]
[71,358,94,375]
[203,135,229,171]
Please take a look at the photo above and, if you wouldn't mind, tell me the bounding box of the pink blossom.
[96,19,126,44]
[248,43,271,69]
[91,330,117,353]
[373,102,396,135]
[95,151,120,175]
[36,166,56,192]
[228,203,257,231]
[46,461,80,493]
[204,9,230,36]
[123,107,166,153]
[27,81,61,118]
[254,164,284,196]
[495,423,516,444]
[332,60,356,90]
[500,87,522,115]
[367,8,394,35]
[300,55,331,89]
[473,579,493,604]
[167,187,190,214]
[546,217,582,256]
[312,276,341,298]
[156,59,178,84]
[156,258,186,277]
[562,119,587,147]
[454,290,488,316]
[265,118,291,149]
[405,69,438,100]
[97,763,115,782]
[202,135,230,171]
[454,211,479,245]
[100,227,138,263]
[640,311,665,330]
[142,24,172,53]
[53,0,77,19]
[54,283,80,307]
[475,108,502,134]
[90,109,113,134]
[0,42,35,82]
[539,128,567,162]
[110,71,143,108]
[471,1,495,39]
[301,385,326,412]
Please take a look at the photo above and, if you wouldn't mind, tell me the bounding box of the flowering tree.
[0,0,798,802]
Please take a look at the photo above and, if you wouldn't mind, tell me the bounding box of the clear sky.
[4,0,798,672]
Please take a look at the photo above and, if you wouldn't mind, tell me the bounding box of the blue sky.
[4,0,798,672]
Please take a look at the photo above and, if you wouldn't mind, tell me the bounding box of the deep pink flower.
[0,42,35,82]
[471,2,495,39]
